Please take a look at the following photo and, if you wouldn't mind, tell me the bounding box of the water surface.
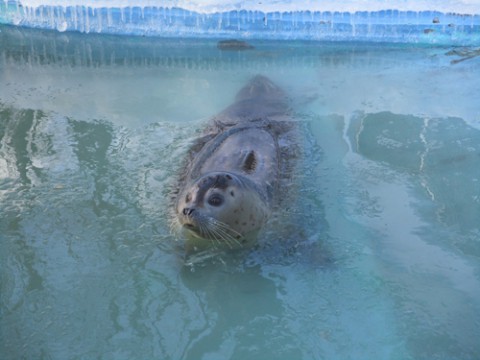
[1,26,480,359]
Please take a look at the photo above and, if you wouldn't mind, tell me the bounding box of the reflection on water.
[1,25,480,360]
[343,112,480,358]
[351,112,480,233]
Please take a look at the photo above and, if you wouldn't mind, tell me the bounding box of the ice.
[12,0,480,14]
[1,0,479,43]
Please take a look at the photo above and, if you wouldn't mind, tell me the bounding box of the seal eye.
[208,194,224,207]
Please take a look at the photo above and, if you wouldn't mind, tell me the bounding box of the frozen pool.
[1,24,480,359]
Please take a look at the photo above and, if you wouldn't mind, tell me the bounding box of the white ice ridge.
[15,0,480,15]
[3,0,479,43]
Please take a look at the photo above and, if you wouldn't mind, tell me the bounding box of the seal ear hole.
[230,190,235,197]
[243,150,257,173]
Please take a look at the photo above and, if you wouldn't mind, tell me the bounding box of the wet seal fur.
[173,75,299,251]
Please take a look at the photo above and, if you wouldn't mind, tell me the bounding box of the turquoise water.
[1,26,480,359]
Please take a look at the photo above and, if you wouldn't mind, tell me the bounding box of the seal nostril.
[183,207,195,216]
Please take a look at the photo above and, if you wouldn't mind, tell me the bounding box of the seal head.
[176,171,269,248]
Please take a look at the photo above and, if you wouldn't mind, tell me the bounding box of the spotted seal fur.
[173,75,298,250]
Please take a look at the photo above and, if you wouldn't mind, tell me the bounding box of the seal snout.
[182,207,195,216]
[181,207,198,229]
[180,207,199,232]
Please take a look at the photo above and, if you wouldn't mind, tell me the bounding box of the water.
[1,25,480,359]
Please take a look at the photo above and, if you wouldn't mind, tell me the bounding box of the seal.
[173,75,298,249]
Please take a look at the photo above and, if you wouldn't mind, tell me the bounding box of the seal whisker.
[202,218,235,248]
[211,227,236,249]
[211,219,244,240]
[208,218,243,248]
[217,227,243,248]
[218,223,243,239]
[202,223,222,248]
[204,220,228,245]
[215,228,237,248]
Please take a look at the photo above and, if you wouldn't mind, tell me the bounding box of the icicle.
[217,12,222,30]
[351,11,356,37]
[72,5,77,31]
[97,6,103,33]
[76,5,82,32]
[106,7,111,28]
[85,6,90,33]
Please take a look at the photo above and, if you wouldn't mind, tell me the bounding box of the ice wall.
[1,0,479,43]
